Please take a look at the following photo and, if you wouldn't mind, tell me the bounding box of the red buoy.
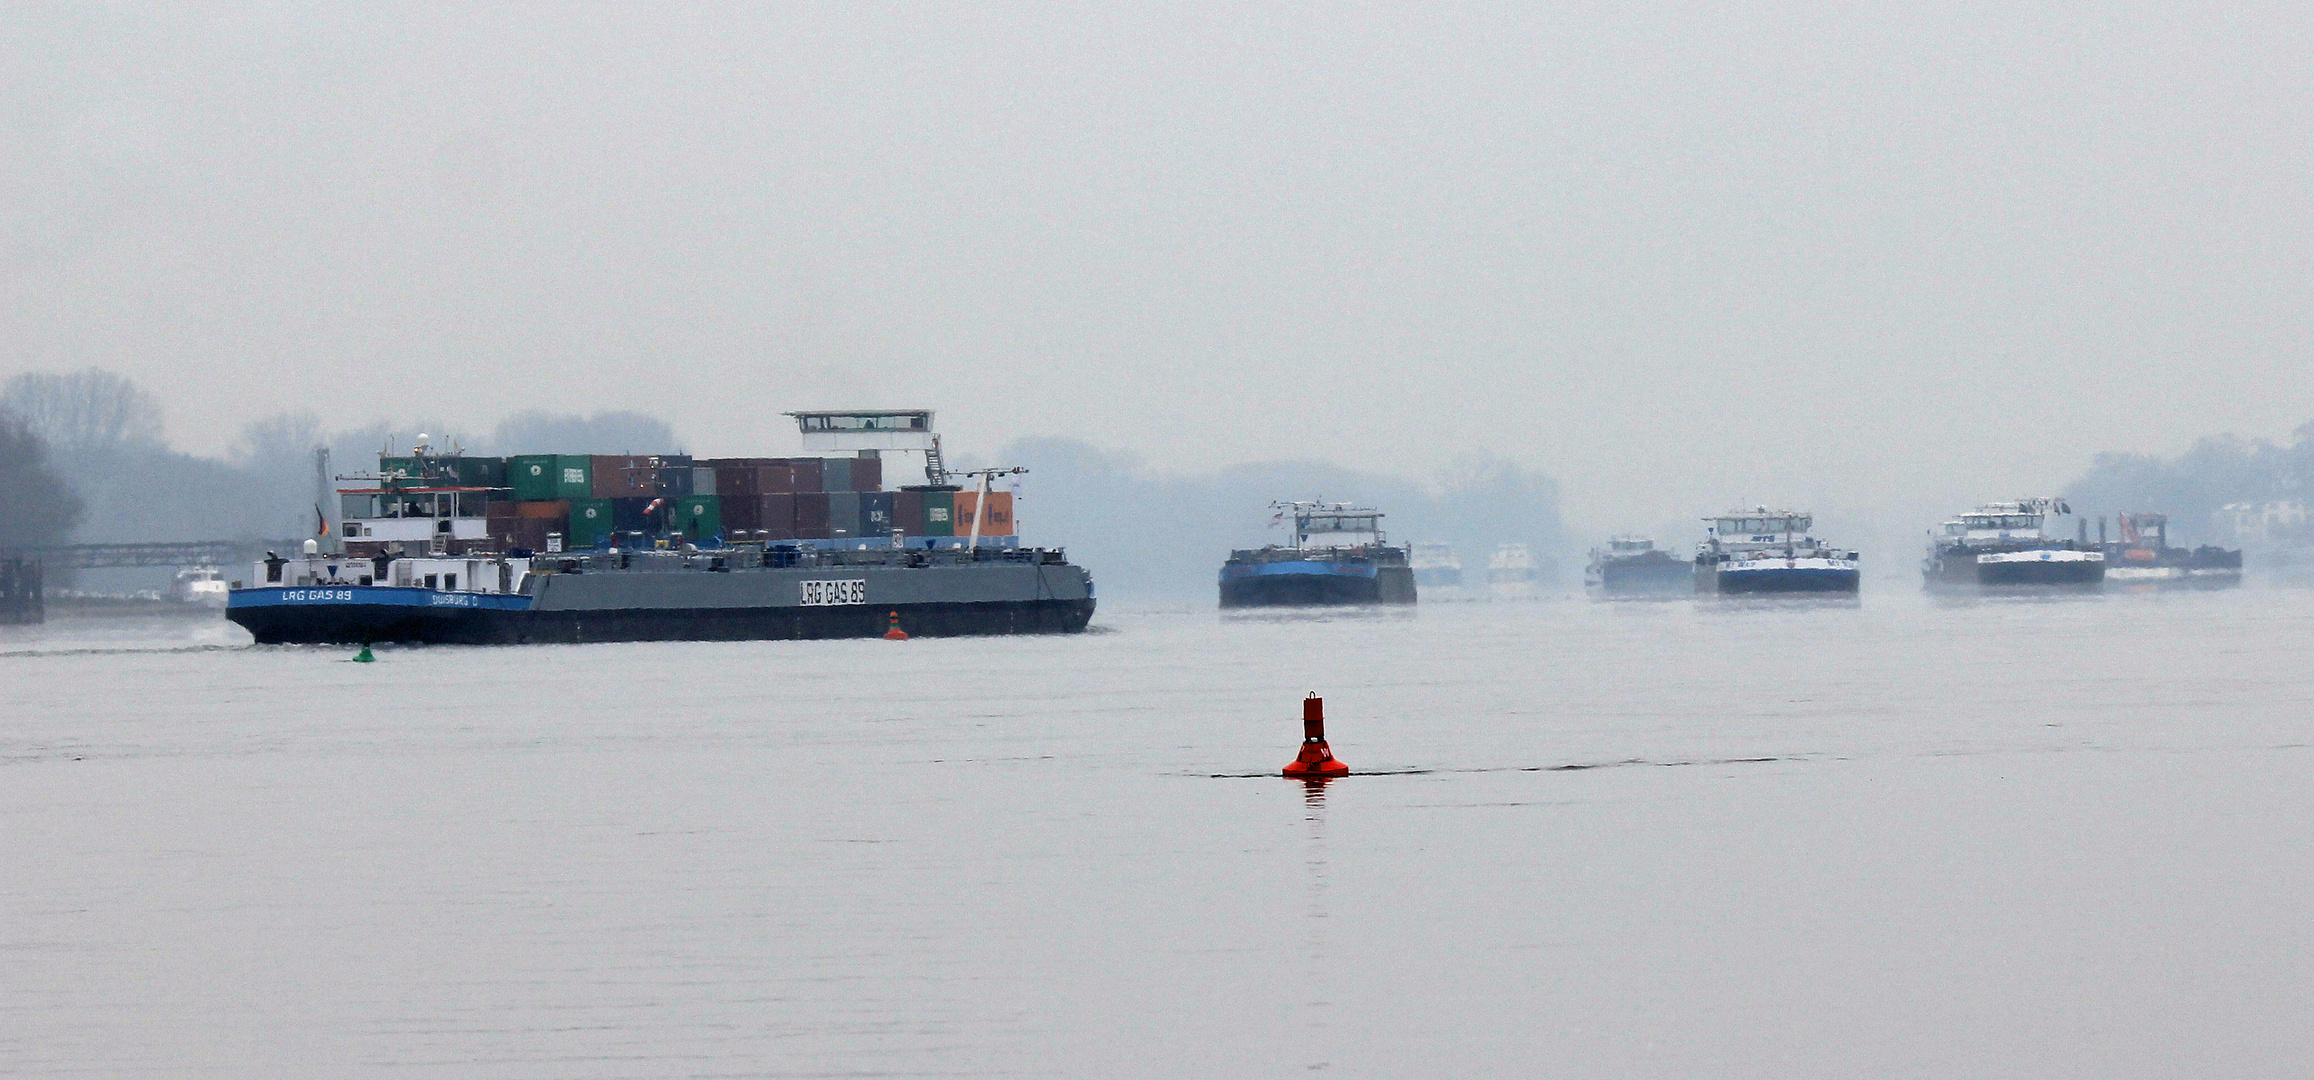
[883,610,909,640]
[1282,693,1349,777]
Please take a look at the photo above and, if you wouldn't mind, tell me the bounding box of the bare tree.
[0,369,166,452]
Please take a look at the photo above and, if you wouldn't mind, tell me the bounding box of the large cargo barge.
[1584,535,1692,596]
[227,410,1096,644]
[1923,498,2103,590]
[1694,509,1860,594]
[230,544,1091,644]
[1219,502,1416,608]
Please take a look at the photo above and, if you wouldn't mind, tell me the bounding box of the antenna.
[314,446,334,553]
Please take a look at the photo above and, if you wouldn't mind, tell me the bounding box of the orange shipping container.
[953,491,1015,536]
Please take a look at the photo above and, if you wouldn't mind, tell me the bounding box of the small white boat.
[168,566,230,607]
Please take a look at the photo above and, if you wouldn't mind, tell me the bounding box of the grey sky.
[5,3,2310,532]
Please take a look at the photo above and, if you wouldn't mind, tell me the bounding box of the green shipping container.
[675,495,721,540]
[552,455,594,499]
[568,498,617,548]
[921,490,955,536]
[508,455,560,501]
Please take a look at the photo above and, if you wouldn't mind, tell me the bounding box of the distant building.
[2219,500,2310,545]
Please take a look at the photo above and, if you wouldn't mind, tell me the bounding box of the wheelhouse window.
[796,412,930,432]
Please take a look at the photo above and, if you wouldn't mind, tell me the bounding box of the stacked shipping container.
[350,451,946,553]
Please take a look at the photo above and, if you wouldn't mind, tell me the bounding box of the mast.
[314,446,335,553]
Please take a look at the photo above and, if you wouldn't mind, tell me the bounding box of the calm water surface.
[5,588,2310,1078]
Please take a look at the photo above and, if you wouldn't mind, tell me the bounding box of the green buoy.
[352,643,375,663]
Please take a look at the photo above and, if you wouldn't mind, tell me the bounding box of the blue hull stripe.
[229,586,534,612]
[1220,560,1379,581]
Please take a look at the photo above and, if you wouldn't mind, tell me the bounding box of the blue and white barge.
[1218,502,1416,608]
[1695,509,1860,594]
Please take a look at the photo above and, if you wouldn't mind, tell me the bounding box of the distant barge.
[1924,499,2103,590]
[1694,509,1860,594]
[1219,502,1416,608]
[1584,536,1691,596]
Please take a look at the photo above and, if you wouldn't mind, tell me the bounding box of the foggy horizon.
[9,4,2314,536]
[14,10,2314,1072]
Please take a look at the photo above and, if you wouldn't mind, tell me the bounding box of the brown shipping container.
[892,490,926,535]
[485,500,518,521]
[762,459,823,494]
[955,492,1016,536]
[516,499,570,519]
[713,467,756,498]
[590,455,657,498]
[792,492,832,539]
[852,456,882,492]
[758,493,797,540]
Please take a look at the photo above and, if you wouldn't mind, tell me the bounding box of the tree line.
[0,368,680,547]
[2066,424,2314,546]
[1,368,1569,600]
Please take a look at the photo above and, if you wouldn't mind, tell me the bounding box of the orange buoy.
[883,610,909,640]
[1282,693,1349,777]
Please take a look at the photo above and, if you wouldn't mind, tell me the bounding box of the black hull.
[1977,561,2104,586]
[1713,570,1860,594]
[231,598,1096,645]
[1593,561,1695,595]
[1923,554,1977,588]
[1219,568,1416,608]
[1926,549,2103,589]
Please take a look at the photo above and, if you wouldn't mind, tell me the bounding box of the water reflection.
[1695,594,1865,613]
[1220,606,1422,625]
[1299,776,1335,1072]
[1927,587,2111,610]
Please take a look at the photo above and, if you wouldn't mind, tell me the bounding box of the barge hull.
[1710,567,1860,593]
[1219,566,1416,608]
[1977,561,2104,586]
[231,598,1095,645]
[1595,561,1695,595]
